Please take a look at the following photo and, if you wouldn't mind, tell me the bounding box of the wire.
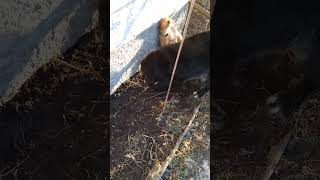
[161,0,196,114]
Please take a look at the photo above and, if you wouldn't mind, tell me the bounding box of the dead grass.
[110,7,211,180]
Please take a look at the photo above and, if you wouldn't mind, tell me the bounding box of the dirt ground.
[110,75,210,179]
[3,3,318,180]
[0,7,211,180]
[110,9,210,180]
[0,28,107,179]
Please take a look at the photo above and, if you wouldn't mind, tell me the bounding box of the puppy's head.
[159,17,172,33]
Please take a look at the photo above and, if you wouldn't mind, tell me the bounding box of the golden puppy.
[158,17,183,46]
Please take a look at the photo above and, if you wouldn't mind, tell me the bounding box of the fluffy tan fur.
[158,17,183,46]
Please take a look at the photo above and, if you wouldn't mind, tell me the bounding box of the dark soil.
[110,73,205,179]
[109,9,210,180]
[0,28,107,180]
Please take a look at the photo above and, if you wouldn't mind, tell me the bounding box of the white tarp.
[110,0,188,94]
[110,0,188,52]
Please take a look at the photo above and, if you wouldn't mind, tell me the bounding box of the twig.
[156,145,166,157]
[143,92,167,101]
[150,139,157,160]
[122,90,169,108]
[193,1,210,18]
[248,104,260,121]
[89,103,96,115]
[47,125,70,139]
[259,131,292,180]
[161,0,196,114]
[142,134,155,139]
[0,156,29,177]
[54,58,89,72]
[145,101,202,180]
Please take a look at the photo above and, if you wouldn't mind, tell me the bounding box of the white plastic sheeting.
[110,0,188,51]
[110,0,188,94]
